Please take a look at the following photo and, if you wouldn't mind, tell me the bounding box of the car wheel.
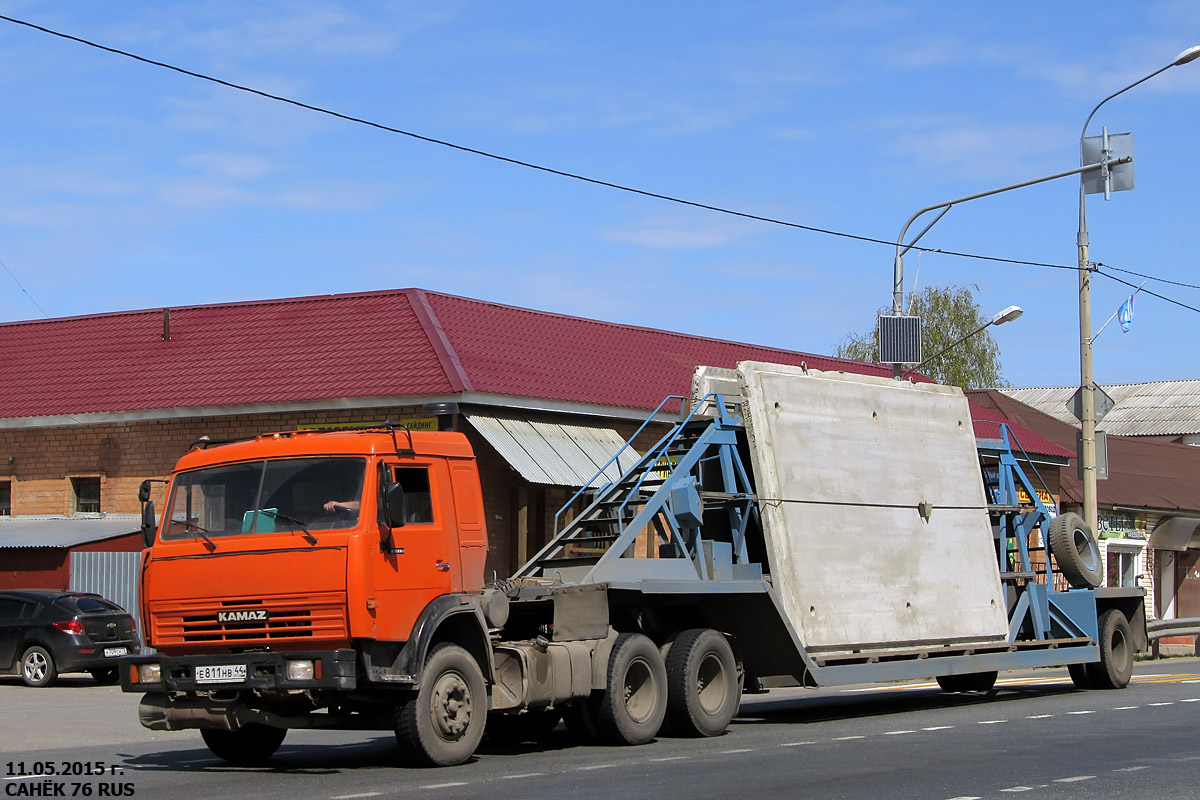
[90,666,121,685]
[21,646,57,688]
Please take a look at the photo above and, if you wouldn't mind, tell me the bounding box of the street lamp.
[1076,45,1200,535]
[901,306,1022,381]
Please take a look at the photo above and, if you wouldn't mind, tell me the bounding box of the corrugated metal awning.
[465,411,641,488]
[0,515,142,549]
[1148,517,1200,551]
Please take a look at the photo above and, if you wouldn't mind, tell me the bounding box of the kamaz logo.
[218,609,269,623]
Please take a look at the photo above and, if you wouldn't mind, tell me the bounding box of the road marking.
[720,748,754,754]
[419,783,468,790]
[978,719,1007,725]
[945,796,982,800]
[833,735,865,741]
[1181,698,1200,702]
[1054,775,1095,783]
[4,776,42,782]
[923,725,954,731]
[1113,766,1149,772]
[576,764,616,771]
[650,756,690,762]
[1113,705,1138,710]
[1025,714,1054,719]
[780,741,816,747]
[1149,702,1174,707]
[331,793,383,799]
[883,730,915,735]
[999,786,1037,793]
[502,773,545,779]
[1067,710,1095,715]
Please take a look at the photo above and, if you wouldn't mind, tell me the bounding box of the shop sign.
[1097,512,1145,540]
[299,417,439,432]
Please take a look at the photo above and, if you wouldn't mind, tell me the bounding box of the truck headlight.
[137,663,162,683]
[286,660,314,681]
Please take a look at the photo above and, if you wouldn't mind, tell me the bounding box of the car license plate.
[103,647,128,658]
[195,664,247,684]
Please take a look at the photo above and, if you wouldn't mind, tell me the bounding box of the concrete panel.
[736,362,1007,653]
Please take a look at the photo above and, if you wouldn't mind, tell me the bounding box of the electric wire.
[1093,261,1200,291]
[1094,269,1200,315]
[0,255,50,318]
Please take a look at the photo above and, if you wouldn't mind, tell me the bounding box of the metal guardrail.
[1147,617,1200,657]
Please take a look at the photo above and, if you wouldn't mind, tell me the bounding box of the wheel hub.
[431,671,472,739]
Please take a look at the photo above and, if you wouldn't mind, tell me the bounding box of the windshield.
[162,457,366,541]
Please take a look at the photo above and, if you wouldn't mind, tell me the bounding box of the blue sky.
[1,1,1198,388]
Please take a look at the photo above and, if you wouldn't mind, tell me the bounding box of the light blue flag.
[1118,294,1135,333]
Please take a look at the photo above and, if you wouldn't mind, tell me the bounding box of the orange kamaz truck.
[121,364,1144,767]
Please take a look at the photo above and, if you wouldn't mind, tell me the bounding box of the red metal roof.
[0,287,1061,457]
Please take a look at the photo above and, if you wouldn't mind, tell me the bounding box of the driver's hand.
[323,501,340,513]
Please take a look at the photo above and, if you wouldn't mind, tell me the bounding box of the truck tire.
[935,671,998,693]
[1087,609,1134,689]
[663,628,740,737]
[395,643,487,766]
[1047,513,1103,589]
[200,725,287,765]
[595,632,667,745]
[1068,662,1095,689]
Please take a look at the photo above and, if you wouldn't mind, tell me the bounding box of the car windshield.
[162,457,366,541]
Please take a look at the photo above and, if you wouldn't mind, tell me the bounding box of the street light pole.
[1076,45,1200,535]
[900,305,1023,381]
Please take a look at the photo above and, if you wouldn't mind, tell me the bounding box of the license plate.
[103,647,128,658]
[195,664,247,684]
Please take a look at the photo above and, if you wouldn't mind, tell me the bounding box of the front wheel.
[90,666,120,685]
[21,646,57,688]
[396,643,487,766]
[595,632,667,745]
[200,725,287,765]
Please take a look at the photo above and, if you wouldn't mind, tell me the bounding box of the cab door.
[374,460,460,640]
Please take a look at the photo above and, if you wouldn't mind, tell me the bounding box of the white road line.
[1067,710,1095,715]
[884,730,915,735]
[1025,714,1054,719]
[502,773,545,779]
[1149,702,1174,707]
[331,793,383,800]
[999,786,1037,793]
[419,783,468,790]
[1113,706,1138,710]
[650,756,690,762]
[1113,766,1150,772]
[945,796,982,800]
[576,764,616,771]
[923,725,954,731]
[1181,698,1200,702]
[720,748,754,754]
[779,741,817,747]
[978,719,1008,725]
[833,735,865,741]
[1054,775,1095,783]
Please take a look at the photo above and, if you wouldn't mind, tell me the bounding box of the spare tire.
[1047,513,1103,589]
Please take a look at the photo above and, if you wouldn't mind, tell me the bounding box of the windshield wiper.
[258,510,318,545]
[182,521,218,551]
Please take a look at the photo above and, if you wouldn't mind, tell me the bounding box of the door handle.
[435,561,451,571]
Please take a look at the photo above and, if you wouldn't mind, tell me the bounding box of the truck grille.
[151,592,348,647]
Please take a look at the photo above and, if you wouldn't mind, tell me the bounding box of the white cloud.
[600,212,765,249]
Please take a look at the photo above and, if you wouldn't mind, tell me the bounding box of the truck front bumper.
[119,649,358,694]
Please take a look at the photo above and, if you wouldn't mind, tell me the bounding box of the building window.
[0,481,9,516]
[71,477,101,514]
[1107,545,1141,588]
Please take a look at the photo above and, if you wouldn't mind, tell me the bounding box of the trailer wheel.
[595,632,667,745]
[663,628,740,737]
[1047,513,1103,589]
[1088,609,1134,689]
[1068,662,1095,689]
[935,671,998,693]
[395,643,487,766]
[200,725,287,765]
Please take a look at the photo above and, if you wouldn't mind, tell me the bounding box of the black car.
[0,590,141,687]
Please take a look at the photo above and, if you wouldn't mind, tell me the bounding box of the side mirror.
[141,501,156,548]
[385,483,408,529]
[138,479,153,504]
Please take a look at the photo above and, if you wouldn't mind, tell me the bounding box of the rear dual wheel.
[663,629,740,737]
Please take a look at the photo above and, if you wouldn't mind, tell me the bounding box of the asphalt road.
[3,659,1200,800]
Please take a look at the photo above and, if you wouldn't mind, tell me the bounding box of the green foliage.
[834,285,1010,389]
